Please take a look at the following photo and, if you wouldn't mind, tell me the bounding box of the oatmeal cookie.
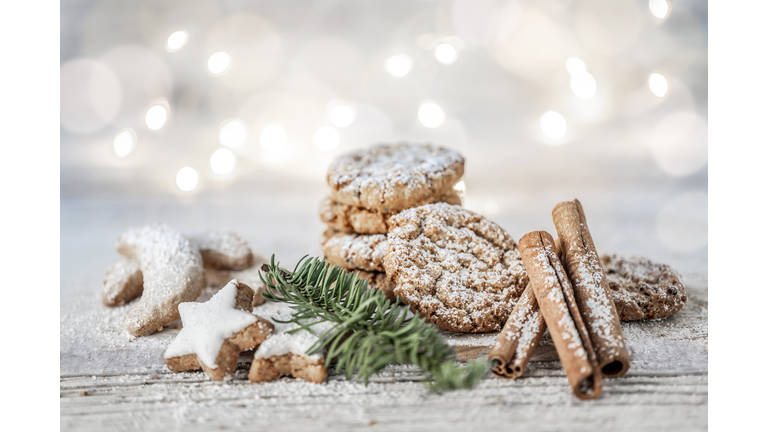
[319,189,462,234]
[601,254,687,321]
[384,203,529,333]
[320,228,387,272]
[326,143,464,213]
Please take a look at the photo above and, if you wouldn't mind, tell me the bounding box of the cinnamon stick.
[552,199,630,378]
[488,284,546,379]
[518,231,602,400]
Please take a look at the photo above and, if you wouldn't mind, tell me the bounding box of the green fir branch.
[258,255,487,392]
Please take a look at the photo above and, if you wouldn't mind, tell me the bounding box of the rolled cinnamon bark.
[518,231,602,400]
[552,199,630,378]
[489,284,546,379]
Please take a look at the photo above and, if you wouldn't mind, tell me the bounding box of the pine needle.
[259,255,487,393]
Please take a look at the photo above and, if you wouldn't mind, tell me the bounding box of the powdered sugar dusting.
[321,229,387,272]
[252,302,334,361]
[528,245,588,361]
[319,189,463,234]
[603,254,687,321]
[327,143,465,212]
[101,257,141,305]
[189,229,253,270]
[116,223,204,336]
[385,203,528,332]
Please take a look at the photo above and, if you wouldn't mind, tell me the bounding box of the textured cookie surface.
[189,230,253,271]
[326,143,464,212]
[321,229,387,272]
[319,189,462,234]
[602,254,687,321]
[384,203,529,333]
[116,223,204,337]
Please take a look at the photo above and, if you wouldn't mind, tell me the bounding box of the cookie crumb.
[80,391,88,396]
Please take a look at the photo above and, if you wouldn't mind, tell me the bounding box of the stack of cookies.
[318,142,465,301]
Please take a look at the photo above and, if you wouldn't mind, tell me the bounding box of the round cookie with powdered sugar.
[320,228,387,272]
[319,189,462,234]
[384,203,529,333]
[601,254,687,321]
[326,143,464,213]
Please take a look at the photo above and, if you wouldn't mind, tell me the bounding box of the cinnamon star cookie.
[384,203,529,333]
[319,189,462,234]
[320,228,387,272]
[601,254,687,321]
[326,143,465,213]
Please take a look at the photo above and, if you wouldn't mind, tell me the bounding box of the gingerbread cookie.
[384,203,529,333]
[319,189,462,234]
[601,254,687,321]
[164,280,274,381]
[320,228,387,272]
[189,229,253,271]
[249,312,332,384]
[326,143,465,213]
[115,224,205,337]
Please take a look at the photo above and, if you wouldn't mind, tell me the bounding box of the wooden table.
[60,172,708,431]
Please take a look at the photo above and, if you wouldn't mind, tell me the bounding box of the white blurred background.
[60,0,707,286]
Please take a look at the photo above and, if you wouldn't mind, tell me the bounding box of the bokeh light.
[566,58,597,100]
[99,45,173,127]
[650,111,708,176]
[176,167,199,192]
[204,15,284,91]
[210,148,236,174]
[649,72,670,97]
[145,104,168,130]
[207,51,231,76]
[565,57,587,76]
[418,101,445,128]
[570,73,597,100]
[453,180,465,196]
[218,119,248,148]
[657,192,708,252]
[313,126,340,152]
[329,105,356,128]
[260,124,286,150]
[165,30,188,52]
[385,55,413,77]
[435,43,458,65]
[540,111,567,142]
[112,128,137,158]
[60,59,122,134]
[649,0,671,19]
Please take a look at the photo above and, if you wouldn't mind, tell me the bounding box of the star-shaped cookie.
[164,280,274,381]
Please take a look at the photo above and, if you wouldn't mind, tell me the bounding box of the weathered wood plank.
[61,366,707,432]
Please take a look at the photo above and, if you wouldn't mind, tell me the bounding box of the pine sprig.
[258,255,487,392]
